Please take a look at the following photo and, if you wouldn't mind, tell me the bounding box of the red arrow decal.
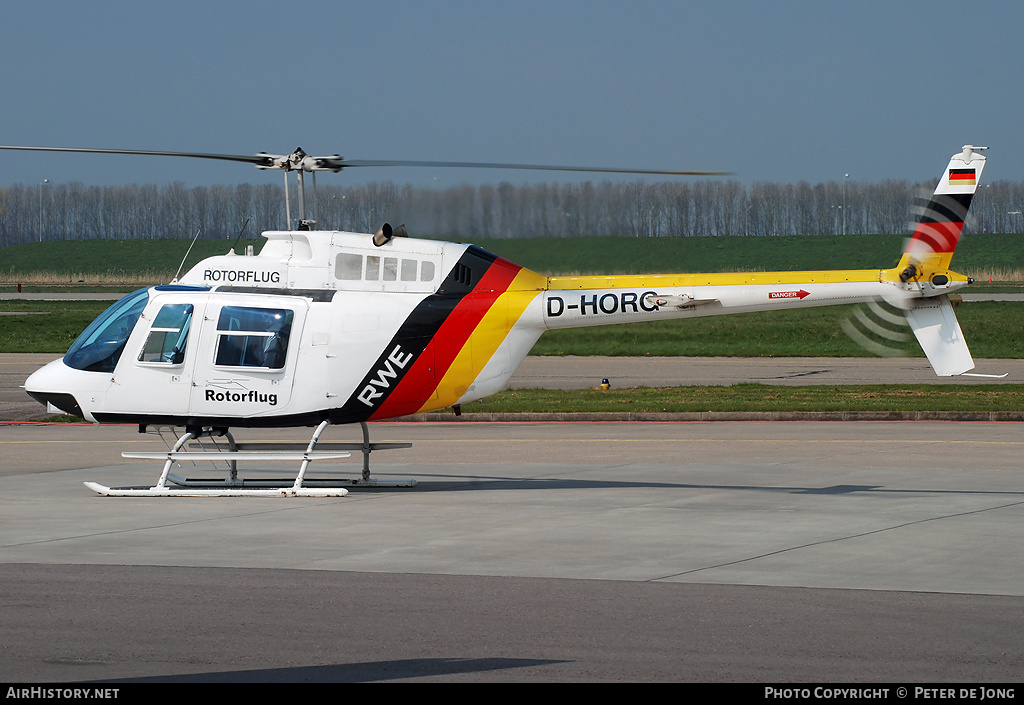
[768,290,810,300]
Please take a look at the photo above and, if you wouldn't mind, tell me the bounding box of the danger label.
[769,290,810,300]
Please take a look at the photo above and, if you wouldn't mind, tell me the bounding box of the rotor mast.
[255,147,345,230]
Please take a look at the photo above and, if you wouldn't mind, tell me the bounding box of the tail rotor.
[840,299,915,358]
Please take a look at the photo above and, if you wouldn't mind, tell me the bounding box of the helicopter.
[5,143,990,496]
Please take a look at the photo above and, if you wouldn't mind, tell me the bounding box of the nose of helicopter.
[24,358,94,420]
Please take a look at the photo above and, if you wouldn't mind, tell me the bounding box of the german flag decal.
[949,168,976,186]
[330,246,539,423]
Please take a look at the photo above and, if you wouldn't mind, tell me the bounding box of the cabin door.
[189,296,308,421]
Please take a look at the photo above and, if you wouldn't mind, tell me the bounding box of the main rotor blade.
[0,145,275,168]
[335,159,729,176]
[0,145,729,176]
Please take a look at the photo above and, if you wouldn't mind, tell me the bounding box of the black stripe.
[913,193,972,225]
[329,246,499,424]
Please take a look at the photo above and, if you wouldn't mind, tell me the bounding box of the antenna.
[171,229,202,283]
[229,217,251,254]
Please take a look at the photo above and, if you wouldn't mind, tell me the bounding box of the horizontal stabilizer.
[903,295,974,376]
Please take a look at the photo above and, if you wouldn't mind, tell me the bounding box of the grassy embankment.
[0,237,268,287]
[463,384,1024,415]
[3,231,1023,285]
[3,234,1023,357]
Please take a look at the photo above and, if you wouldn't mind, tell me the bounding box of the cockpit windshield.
[64,288,150,372]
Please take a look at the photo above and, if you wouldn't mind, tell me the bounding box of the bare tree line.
[2,178,1023,246]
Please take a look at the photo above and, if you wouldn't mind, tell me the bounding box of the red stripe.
[430,258,522,376]
[370,258,523,419]
[908,220,963,254]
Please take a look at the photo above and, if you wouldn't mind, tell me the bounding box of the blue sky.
[2,1,1022,189]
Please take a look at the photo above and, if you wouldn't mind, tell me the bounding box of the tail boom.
[542,275,906,330]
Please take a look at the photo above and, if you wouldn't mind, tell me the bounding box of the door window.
[214,306,294,369]
[138,304,194,365]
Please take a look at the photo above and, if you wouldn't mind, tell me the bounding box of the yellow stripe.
[894,252,960,278]
[418,269,543,412]
[547,269,885,289]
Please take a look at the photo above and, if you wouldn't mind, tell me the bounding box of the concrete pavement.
[0,420,1021,681]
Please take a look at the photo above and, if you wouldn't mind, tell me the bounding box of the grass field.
[0,237,268,285]
[1,234,1022,360]
[2,232,1023,357]
[2,299,1022,359]
[456,384,1024,414]
[474,233,1024,282]
[531,301,1024,359]
[3,232,1024,282]
[0,300,113,353]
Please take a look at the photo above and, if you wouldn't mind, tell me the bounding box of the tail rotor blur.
[840,299,914,357]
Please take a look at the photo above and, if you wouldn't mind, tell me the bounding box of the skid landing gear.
[84,420,415,497]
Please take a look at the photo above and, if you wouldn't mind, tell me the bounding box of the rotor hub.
[256,147,345,173]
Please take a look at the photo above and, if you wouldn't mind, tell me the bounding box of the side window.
[383,257,398,281]
[400,259,417,282]
[138,304,194,365]
[365,255,381,281]
[421,261,435,281]
[335,253,362,280]
[214,306,293,370]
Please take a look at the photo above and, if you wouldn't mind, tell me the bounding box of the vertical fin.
[895,146,987,376]
[898,145,987,277]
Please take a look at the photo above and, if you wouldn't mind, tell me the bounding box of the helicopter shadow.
[365,469,1024,499]
[111,656,567,683]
